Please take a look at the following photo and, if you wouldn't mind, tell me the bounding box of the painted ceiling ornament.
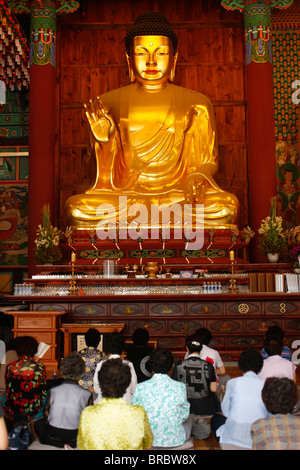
[221,0,294,65]
[30,3,57,67]
[244,3,273,64]
[6,0,80,14]
[220,0,245,12]
[6,0,80,67]
[221,0,294,12]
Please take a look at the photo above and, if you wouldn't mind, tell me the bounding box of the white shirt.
[93,354,138,404]
[216,371,269,449]
[185,344,224,370]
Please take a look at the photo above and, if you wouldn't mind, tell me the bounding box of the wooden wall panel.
[60,108,88,146]
[215,105,246,144]
[176,27,244,66]
[56,0,247,228]
[59,67,128,109]
[175,64,245,102]
[59,147,92,187]
[60,28,128,66]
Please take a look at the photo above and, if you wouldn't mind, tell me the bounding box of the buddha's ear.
[126,53,135,82]
[170,51,178,82]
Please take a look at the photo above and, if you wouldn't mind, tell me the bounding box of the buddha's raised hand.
[84,97,116,142]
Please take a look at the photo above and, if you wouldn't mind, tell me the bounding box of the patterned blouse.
[4,355,47,425]
[77,347,105,389]
[77,397,153,450]
[131,373,190,447]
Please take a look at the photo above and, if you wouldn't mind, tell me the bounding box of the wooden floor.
[194,433,220,450]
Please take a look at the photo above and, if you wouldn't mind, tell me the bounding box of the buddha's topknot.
[125,12,178,55]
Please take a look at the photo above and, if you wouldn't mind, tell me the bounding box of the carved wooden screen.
[56,0,247,228]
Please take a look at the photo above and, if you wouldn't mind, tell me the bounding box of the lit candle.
[71,252,76,263]
[230,250,234,261]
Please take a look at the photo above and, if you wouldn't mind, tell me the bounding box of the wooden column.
[28,2,57,276]
[244,1,277,262]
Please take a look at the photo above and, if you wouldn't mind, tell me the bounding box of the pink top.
[258,355,296,382]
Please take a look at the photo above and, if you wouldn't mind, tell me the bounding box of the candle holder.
[228,260,238,293]
[69,260,77,295]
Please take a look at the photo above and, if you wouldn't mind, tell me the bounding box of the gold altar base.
[62,229,250,266]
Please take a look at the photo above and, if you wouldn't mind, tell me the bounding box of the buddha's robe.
[65,83,238,229]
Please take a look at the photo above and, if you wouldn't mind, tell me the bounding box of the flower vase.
[267,253,279,263]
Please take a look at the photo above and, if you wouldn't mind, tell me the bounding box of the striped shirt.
[260,345,292,361]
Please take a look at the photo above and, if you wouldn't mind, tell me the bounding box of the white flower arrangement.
[35,204,63,264]
[258,206,287,256]
[258,215,284,236]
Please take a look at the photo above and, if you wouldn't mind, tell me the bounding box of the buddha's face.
[128,35,177,87]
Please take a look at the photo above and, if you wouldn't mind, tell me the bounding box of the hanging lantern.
[0,0,29,90]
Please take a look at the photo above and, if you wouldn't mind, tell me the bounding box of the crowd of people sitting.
[0,325,299,450]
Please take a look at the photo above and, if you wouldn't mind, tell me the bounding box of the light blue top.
[131,373,190,447]
[216,371,269,449]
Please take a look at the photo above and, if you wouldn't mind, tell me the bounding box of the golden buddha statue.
[65,12,239,232]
